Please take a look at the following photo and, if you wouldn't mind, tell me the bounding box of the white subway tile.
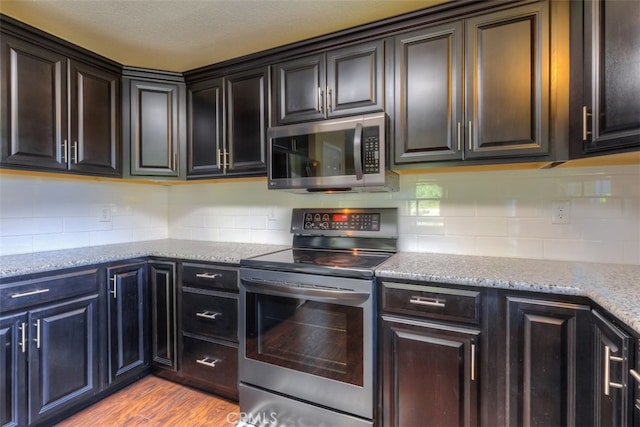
[475,237,544,259]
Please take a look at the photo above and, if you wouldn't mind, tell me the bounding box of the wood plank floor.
[56,376,239,426]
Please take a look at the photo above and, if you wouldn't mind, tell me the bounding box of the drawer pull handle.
[409,296,445,308]
[631,369,640,383]
[604,345,625,395]
[11,288,50,299]
[196,311,221,320]
[196,273,220,280]
[196,356,220,368]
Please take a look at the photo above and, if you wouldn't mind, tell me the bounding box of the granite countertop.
[1,240,639,334]
[376,252,640,335]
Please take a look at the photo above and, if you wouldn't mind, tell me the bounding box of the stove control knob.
[321,222,329,229]
[305,222,313,229]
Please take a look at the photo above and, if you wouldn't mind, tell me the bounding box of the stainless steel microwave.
[267,113,398,192]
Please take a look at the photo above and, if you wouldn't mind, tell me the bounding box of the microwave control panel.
[363,126,380,174]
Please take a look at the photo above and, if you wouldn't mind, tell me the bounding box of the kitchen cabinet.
[186,66,269,178]
[393,1,552,166]
[0,28,121,177]
[179,262,239,399]
[0,268,99,426]
[570,0,640,157]
[634,342,640,426]
[380,281,481,426]
[592,309,633,426]
[123,68,187,179]
[105,262,149,386]
[273,40,384,125]
[149,261,177,373]
[503,296,593,426]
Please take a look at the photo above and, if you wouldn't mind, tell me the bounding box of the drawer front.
[0,268,98,313]
[182,263,238,292]
[182,336,238,399]
[382,281,480,324]
[182,290,238,342]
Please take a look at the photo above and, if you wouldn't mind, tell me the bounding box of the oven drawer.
[182,335,238,399]
[381,281,480,325]
[182,263,238,292]
[182,289,238,342]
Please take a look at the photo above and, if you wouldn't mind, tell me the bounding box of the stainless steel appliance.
[267,113,399,193]
[238,208,398,427]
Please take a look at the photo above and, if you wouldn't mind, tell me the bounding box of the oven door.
[239,268,375,420]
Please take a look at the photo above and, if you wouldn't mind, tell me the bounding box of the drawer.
[182,289,238,342]
[181,263,238,292]
[382,281,480,325]
[182,336,238,399]
[0,268,98,313]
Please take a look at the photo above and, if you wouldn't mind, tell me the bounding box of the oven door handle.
[241,278,370,302]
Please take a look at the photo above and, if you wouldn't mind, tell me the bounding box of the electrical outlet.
[551,200,571,224]
[99,205,112,222]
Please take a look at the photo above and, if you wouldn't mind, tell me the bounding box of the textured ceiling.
[0,0,447,72]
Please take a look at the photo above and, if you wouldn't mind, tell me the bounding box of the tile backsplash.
[1,163,639,265]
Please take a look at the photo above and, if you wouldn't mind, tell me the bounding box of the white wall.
[1,163,639,265]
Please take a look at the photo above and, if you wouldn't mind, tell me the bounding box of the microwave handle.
[354,122,364,180]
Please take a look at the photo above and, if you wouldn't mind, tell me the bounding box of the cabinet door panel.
[28,296,98,425]
[393,22,463,164]
[465,3,549,158]
[274,55,325,124]
[0,314,26,427]
[69,61,120,176]
[187,78,224,176]
[226,67,269,175]
[0,37,67,170]
[382,317,479,427]
[327,40,384,117]
[150,262,176,370]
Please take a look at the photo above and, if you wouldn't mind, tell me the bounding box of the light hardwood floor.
[56,376,239,426]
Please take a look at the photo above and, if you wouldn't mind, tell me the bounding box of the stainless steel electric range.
[238,207,398,427]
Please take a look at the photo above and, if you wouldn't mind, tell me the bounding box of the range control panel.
[301,211,380,231]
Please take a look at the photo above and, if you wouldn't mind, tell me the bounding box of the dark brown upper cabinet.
[393,1,555,167]
[0,33,120,176]
[273,40,384,125]
[123,69,186,179]
[187,66,269,178]
[570,0,640,157]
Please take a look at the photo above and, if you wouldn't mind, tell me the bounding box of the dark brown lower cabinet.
[634,343,640,426]
[149,261,177,372]
[106,262,149,386]
[381,315,479,426]
[504,296,593,426]
[0,313,27,427]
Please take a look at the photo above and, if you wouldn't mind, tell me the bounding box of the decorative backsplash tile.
[1,163,639,265]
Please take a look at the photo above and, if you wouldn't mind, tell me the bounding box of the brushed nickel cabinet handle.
[73,140,78,163]
[196,356,220,368]
[196,311,221,320]
[34,319,41,349]
[409,295,445,308]
[604,345,624,396]
[471,343,476,381]
[582,106,592,141]
[630,368,640,383]
[318,87,323,113]
[468,121,473,151]
[20,322,27,353]
[62,139,68,163]
[109,276,117,299]
[172,151,177,171]
[457,122,461,152]
[195,273,220,280]
[10,288,50,299]
[327,86,332,112]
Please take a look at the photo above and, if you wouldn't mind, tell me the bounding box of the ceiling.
[0,0,447,72]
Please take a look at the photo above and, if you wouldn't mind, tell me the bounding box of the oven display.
[303,212,380,231]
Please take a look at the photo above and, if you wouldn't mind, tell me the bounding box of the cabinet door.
[465,2,549,159]
[106,262,148,385]
[592,310,632,426]
[69,60,120,176]
[28,296,98,425]
[0,36,67,171]
[505,296,592,426]
[634,343,640,426]
[381,317,479,427]
[274,54,325,124]
[327,40,384,118]
[0,313,26,427]
[225,67,269,175]
[129,80,182,177]
[393,22,463,165]
[149,262,177,371]
[576,0,640,155]
[187,78,224,177]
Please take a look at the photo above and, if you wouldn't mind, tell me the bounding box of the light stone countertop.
[1,240,639,334]
[376,252,640,335]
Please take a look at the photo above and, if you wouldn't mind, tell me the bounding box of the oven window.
[245,293,364,387]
